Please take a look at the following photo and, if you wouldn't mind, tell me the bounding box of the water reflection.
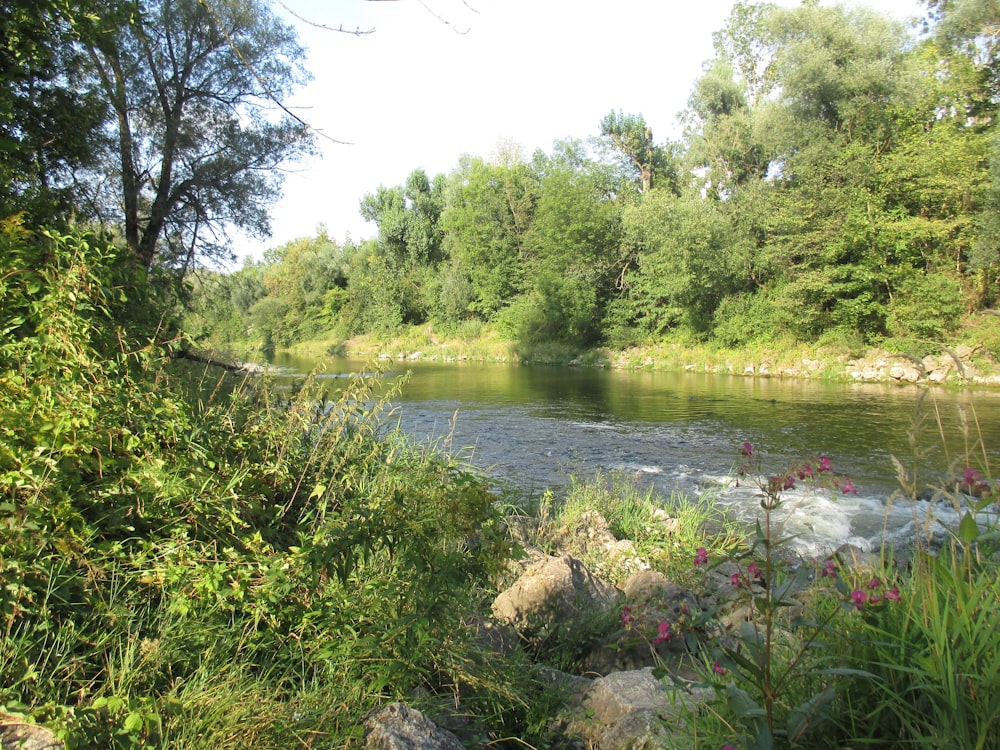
[268,354,1000,556]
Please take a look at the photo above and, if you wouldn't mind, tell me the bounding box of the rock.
[551,510,617,554]
[565,668,716,750]
[0,715,62,750]
[834,542,881,571]
[363,703,464,750]
[473,616,522,657]
[585,668,672,725]
[650,508,681,535]
[584,571,705,674]
[492,554,622,637]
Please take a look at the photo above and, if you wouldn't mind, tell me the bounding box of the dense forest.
[190,0,1000,360]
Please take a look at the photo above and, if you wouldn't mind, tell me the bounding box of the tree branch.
[274,0,377,35]
[197,0,353,145]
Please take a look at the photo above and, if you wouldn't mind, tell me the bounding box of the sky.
[233,0,929,263]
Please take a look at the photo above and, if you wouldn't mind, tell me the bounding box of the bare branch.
[415,0,470,33]
[274,0,376,35]
[197,0,353,145]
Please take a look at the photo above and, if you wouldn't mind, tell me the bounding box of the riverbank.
[278,325,1000,388]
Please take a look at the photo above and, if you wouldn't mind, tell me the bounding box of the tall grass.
[0,227,526,747]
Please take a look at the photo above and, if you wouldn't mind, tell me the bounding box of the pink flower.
[740,442,753,457]
[869,594,881,605]
[797,464,814,480]
[851,589,868,610]
[868,577,881,590]
[653,620,672,645]
[621,606,634,628]
[818,455,832,473]
[747,562,762,583]
[885,586,901,602]
[730,572,743,587]
[694,547,708,566]
[841,478,857,495]
[769,474,795,493]
[821,559,837,578]
[964,467,983,485]
[713,660,726,675]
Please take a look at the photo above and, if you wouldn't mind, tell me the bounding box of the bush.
[0,225,516,746]
[711,290,784,348]
[886,270,965,341]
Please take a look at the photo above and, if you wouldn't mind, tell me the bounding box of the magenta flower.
[797,464,814,480]
[851,589,868,610]
[868,577,881,590]
[621,606,634,628]
[964,467,983,485]
[730,572,743,587]
[653,620,672,645]
[869,594,882,605]
[747,562,762,583]
[818,455,832,473]
[740,441,753,457]
[769,474,795,494]
[886,586,901,602]
[694,547,708,566]
[723,746,737,750]
[841,478,857,495]
[821,559,837,578]
[713,660,727,675]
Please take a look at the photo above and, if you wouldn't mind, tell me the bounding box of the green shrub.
[886,270,965,341]
[0,225,517,746]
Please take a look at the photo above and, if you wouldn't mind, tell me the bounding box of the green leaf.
[123,712,144,734]
[958,511,979,544]
[726,684,767,720]
[786,685,836,741]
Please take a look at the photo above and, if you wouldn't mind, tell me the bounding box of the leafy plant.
[697,445,876,749]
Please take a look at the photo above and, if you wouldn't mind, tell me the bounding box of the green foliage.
[885,269,966,340]
[0,226,517,746]
[0,0,117,224]
[837,541,1000,748]
[81,0,316,269]
[711,290,785,348]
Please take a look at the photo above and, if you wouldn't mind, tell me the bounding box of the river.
[268,353,1000,558]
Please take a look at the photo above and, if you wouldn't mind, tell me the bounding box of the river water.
[269,354,1000,558]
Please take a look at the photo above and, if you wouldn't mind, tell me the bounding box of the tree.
[82,0,315,272]
[0,0,117,224]
[598,110,677,194]
[441,153,537,320]
[359,168,447,271]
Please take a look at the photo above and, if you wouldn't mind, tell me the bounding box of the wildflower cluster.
[620,596,700,651]
[621,604,679,646]
[729,561,764,589]
[849,576,901,611]
[960,467,993,496]
[737,442,858,500]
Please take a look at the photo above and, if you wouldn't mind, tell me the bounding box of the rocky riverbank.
[363,505,890,750]
[287,330,1000,388]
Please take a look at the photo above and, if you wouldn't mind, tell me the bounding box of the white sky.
[233,0,928,263]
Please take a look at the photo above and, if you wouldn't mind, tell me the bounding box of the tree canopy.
[191,0,1000,358]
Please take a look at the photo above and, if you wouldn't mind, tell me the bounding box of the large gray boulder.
[0,714,62,750]
[363,703,464,750]
[491,554,622,637]
[566,668,715,750]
